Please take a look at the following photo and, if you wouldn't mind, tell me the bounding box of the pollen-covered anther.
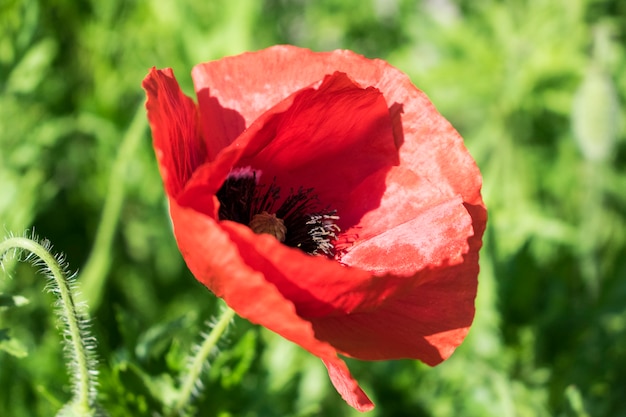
[249,211,287,242]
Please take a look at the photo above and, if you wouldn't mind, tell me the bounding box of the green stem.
[0,236,96,414]
[80,103,147,311]
[169,306,237,417]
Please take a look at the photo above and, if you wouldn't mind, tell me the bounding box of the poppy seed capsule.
[249,211,287,242]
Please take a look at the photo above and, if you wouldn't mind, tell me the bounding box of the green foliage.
[1,0,626,416]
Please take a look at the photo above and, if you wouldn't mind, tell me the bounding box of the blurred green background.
[1,0,625,416]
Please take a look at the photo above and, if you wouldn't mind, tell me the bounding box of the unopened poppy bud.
[249,211,287,242]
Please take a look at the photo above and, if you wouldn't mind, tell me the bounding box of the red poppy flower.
[143,45,486,412]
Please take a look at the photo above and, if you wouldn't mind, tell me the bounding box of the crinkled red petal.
[313,208,481,364]
[168,199,374,411]
[142,67,205,198]
[191,44,483,237]
[234,71,399,228]
[215,193,477,364]
[179,71,398,228]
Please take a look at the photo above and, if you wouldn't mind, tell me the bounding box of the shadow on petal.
[195,89,247,160]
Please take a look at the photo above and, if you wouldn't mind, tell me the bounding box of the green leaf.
[135,313,196,361]
[102,359,170,415]
[210,329,257,388]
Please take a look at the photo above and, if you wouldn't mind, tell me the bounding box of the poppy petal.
[311,250,480,364]
[143,67,206,198]
[191,45,483,230]
[191,46,390,128]
[313,201,486,364]
[323,359,374,412]
[234,71,399,227]
[213,192,477,364]
[340,195,472,275]
[180,71,398,230]
[168,199,374,411]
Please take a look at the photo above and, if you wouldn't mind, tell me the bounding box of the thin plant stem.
[0,236,98,415]
[169,306,237,417]
[80,103,147,311]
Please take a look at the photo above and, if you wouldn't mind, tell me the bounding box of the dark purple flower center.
[216,167,339,257]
